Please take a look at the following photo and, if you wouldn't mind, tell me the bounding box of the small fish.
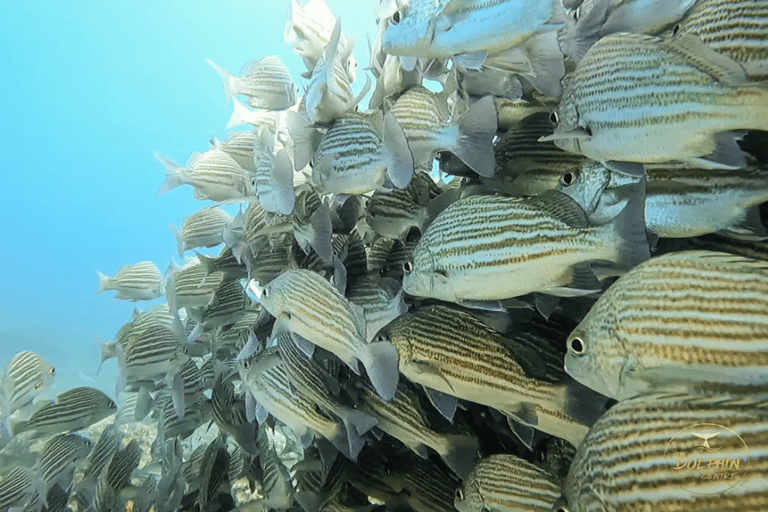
[210,130,259,171]
[39,433,92,492]
[83,424,123,481]
[388,87,497,178]
[210,376,258,455]
[252,126,295,215]
[205,55,296,110]
[403,187,649,303]
[565,251,768,400]
[155,149,256,202]
[381,0,565,67]
[455,454,562,512]
[171,205,233,257]
[346,274,408,342]
[0,467,39,511]
[165,259,225,311]
[542,33,768,171]
[298,110,414,195]
[12,387,117,437]
[252,269,399,400]
[96,260,165,301]
[1,351,55,435]
[562,392,768,512]
[93,439,143,512]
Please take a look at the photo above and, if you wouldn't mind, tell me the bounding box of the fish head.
[380,2,435,57]
[373,318,408,368]
[454,477,482,512]
[540,90,590,155]
[556,160,612,217]
[564,307,622,399]
[248,276,284,319]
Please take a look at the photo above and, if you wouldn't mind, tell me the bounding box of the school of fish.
[2,0,768,510]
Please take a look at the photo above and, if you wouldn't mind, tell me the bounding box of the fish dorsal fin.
[661,34,748,87]
[530,190,590,228]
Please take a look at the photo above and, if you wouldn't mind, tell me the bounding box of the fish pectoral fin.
[505,415,537,451]
[452,50,488,70]
[684,131,748,171]
[530,190,590,228]
[422,385,458,421]
[411,361,455,393]
[292,333,316,358]
[538,128,591,142]
[604,160,645,178]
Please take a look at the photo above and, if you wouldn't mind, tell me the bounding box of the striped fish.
[253,129,295,216]
[563,392,768,512]
[117,323,187,390]
[495,98,552,131]
[39,433,92,490]
[1,351,55,426]
[346,275,407,342]
[155,391,209,440]
[84,424,122,480]
[205,55,296,109]
[402,188,648,303]
[166,260,225,311]
[197,436,231,512]
[171,205,233,257]
[388,87,497,178]
[386,450,460,512]
[558,159,768,238]
[543,32,768,170]
[13,386,116,437]
[376,305,602,447]
[565,251,768,400]
[455,454,562,512]
[96,260,165,301]
[676,0,768,80]
[191,279,254,331]
[353,377,478,479]
[210,130,258,171]
[366,171,438,240]
[0,466,37,511]
[155,149,255,202]
[93,439,142,512]
[211,376,258,455]
[255,421,295,509]
[686,233,768,262]
[253,269,399,400]
[304,109,413,195]
[196,247,248,281]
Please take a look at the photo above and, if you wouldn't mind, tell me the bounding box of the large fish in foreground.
[402,188,649,303]
[542,32,768,171]
[565,251,768,400]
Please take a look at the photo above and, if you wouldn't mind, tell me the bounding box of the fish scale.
[563,392,768,512]
[566,250,768,400]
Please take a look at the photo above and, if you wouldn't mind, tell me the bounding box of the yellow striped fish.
[155,150,255,202]
[542,32,768,171]
[252,269,399,400]
[96,260,165,301]
[376,305,603,447]
[205,55,296,109]
[565,251,768,400]
[676,0,768,80]
[562,392,768,512]
[402,188,649,303]
[455,453,562,512]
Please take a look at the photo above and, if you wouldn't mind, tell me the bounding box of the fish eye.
[569,337,586,355]
[392,11,401,24]
[455,488,464,501]
[572,8,579,21]
[560,171,575,186]
[262,287,269,299]
[50,367,55,374]
[672,24,681,36]
[403,261,413,274]
[549,111,559,125]
[376,332,389,343]
[242,359,251,369]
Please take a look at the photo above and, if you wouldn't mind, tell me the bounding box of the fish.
[1,351,56,436]
[170,205,233,257]
[155,149,256,202]
[346,274,408,342]
[115,323,188,397]
[674,0,768,80]
[562,392,768,512]
[294,109,414,195]
[402,187,649,303]
[205,55,297,109]
[96,260,165,301]
[252,126,295,215]
[388,86,497,178]
[165,259,225,311]
[210,130,259,171]
[381,0,565,67]
[454,453,562,512]
[565,250,768,400]
[375,305,603,447]
[92,439,143,512]
[557,159,768,239]
[0,466,39,511]
[39,433,92,493]
[210,376,258,455]
[83,424,123,481]
[542,32,768,171]
[252,269,400,401]
[12,386,117,437]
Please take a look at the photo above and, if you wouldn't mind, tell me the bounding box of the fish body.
[1,351,55,430]
[39,433,92,491]
[155,150,256,202]
[563,392,768,512]
[346,275,408,342]
[96,261,165,301]
[172,206,233,256]
[403,188,648,302]
[253,269,399,400]
[0,467,38,511]
[378,305,596,446]
[13,387,117,437]
[544,33,768,170]
[382,0,565,61]
[165,261,225,311]
[210,130,258,171]
[206,55,296,109]
[455,454,562,512]
[565,251,768,400]
[310,111,414,195]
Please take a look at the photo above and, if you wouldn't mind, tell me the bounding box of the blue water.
[0,0,376,395]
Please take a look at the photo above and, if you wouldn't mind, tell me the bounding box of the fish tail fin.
[522,31,566,98]
[169,225,184,257]
[269,149,296,216]
[97,339,117,374]
[286,110,315,171]
[154,152,185,195]
[204,59,237,104]
[611,177,651,271]
[452,95,497,178]
[382,111,414,189]
[336,408,377,461]
[226,97,250,130]
[96,271,112,294]
[360,341,399,401]
[439,434,479,479]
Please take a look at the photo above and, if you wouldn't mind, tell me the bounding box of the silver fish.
[210,130,259,171]
[12,386,117,437]
[346,274,408,342]
[455,454,562,512]
[565,250,768,400]
[542,33,768,171]
[39,433,92,491]
[96,260,165,301]
[1,351,55,433]
[252,269,399,400]
[155,149,256,202]
[205,55,296,110]
[171,205,233,257]
[0,467,38,511]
